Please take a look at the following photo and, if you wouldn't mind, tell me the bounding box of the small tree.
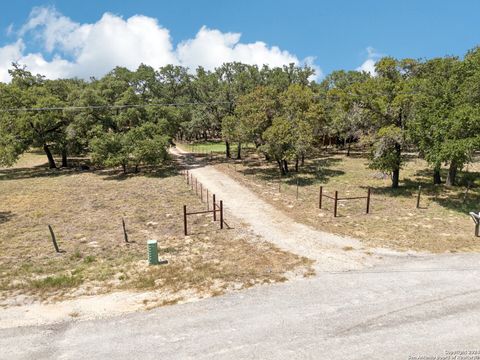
[351,57,419,188]
[91,123,170,173]
[262,116,295,175]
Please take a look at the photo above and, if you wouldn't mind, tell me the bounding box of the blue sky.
[0,0,479,81]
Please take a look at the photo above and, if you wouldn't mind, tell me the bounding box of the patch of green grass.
[70,249,82,261]
[30,274,83,289]
[133,275,156,289]
[177,141,254,154]
[83,255,96,264]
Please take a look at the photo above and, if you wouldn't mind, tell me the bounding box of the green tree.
[91,123,169,173]
[322,70,370,154]
[351,57,419,188]
[411,52,480,186]
[281,84,324,170]
[235,86,279,154]
[262,116,295,175]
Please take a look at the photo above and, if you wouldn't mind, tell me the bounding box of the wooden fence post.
[334,191,338,217]
[207,189,209,210]
[319,186,323,209]
[195,178,198,195]
[416,185,422,209]
[220,200,224,229]
[48,225,60,253]
[213,194,217,221]
[200,183,203,202]
[366,187,371,214]
[186,170,189,184]
[183,205,188,236]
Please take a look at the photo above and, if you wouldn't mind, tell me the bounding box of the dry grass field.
[0,151,312,306]
[214,148,480,253]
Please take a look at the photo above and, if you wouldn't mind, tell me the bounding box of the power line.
[0,100,233,113]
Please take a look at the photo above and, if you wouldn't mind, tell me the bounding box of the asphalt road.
[2,253,480,360]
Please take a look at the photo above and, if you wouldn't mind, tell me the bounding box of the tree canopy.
[1,47,479,185]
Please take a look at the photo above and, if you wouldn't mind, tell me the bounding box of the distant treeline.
[1,48,479,187]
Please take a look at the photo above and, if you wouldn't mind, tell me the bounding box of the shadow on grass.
[0,156,181,182]
[0,211,14,224]
[99,163,179,181]
[0,164,76,181]
[414,168,480,187]
[434,195,480,214]
[234,156,345,186]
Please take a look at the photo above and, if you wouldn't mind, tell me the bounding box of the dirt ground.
[212,149,480,253]
[0,151,312,311]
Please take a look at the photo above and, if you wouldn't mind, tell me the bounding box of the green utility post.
[147,240,159,265]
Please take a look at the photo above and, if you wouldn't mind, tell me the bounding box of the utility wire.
[0,100,233,113]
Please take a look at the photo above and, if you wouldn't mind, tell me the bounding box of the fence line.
[318,186,371,217]
[181,169,226,235]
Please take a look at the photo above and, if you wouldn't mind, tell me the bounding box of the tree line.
[1,47,479,188]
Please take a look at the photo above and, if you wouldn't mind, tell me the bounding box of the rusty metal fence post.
[319,186,323,209]
[220,200,224,229]
[48,225,60,253]
[296,178,299,200]
[334,191,338,217]
[213,194,217,221]
[366,187,371,214]
[416,185,422,209]
[183,205,188,235]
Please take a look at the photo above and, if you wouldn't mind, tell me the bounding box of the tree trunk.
[391,168,400,189]
[391,144,401,188]
[61,148,68,168]
[276,159,285,176]
[301,153,305,166]
[446,161,457,186]
[236,143,242,159]
[122,163,127,174]
[433,168,442,185]
[295,157,299,172]
[283,160,289,174]
[43,144,57,169]
[225,141,231,158]
[347,142,351,157]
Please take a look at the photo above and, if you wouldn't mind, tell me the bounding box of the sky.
[0,0,479,82]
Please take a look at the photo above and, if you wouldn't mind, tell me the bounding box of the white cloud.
[176,26,302,71]
[356,46,382,75]
[0,40,24,82]
[0,7,321,82]
[6,24,14,36]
